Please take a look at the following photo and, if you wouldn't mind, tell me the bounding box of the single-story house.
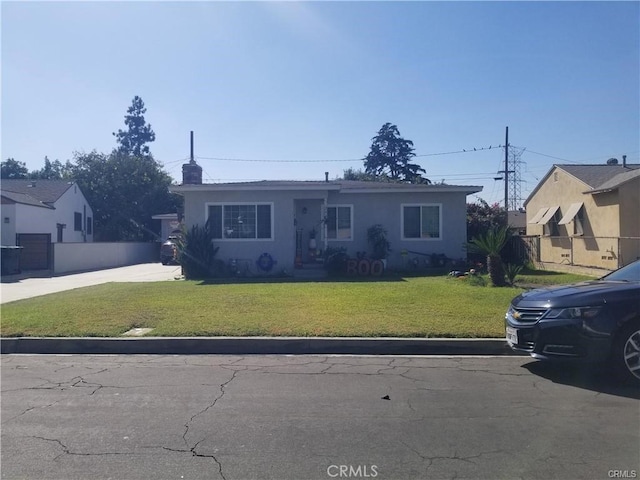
[170,161,482,273]
[1,179,94,271]
[524,159,640,270]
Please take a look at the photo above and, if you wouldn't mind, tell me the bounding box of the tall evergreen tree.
[363,123,430,184]
[113,96,156,157]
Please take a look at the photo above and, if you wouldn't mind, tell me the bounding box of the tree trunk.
[487,254,506,287]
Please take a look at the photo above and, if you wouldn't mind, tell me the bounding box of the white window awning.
[537,205,560,225]
[528,207,549,224]
[558,202,583,225]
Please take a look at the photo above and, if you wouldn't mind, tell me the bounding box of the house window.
[543,209,560,236]
[86,217,93,235]
[74,212,82,231]
[3,217,9,224]
[207,204,272,240]
[326,205,353,240]
[402,204,441,239]
[574,209,584,236]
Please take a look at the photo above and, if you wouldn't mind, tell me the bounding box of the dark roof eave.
[170,182,483,195]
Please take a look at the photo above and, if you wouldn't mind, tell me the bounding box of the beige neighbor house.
[524,160,640,270]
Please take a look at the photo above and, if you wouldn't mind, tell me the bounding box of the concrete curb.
[0,337,523,356]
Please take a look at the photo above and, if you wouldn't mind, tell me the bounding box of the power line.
[194,144,502,164]
[511,147,574,163]
[513,147,640,165]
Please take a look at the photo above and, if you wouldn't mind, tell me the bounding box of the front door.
[294,199,324,264]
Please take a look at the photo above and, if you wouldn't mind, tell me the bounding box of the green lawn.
[0,272,595,338]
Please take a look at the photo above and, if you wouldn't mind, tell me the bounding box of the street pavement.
[1,354,638,480]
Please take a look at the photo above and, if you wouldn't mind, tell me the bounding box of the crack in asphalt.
[162,444,227,480]
[400,440,502,478]
[175,368,240,480]
[2,400,61,424]
[28,436,140,461]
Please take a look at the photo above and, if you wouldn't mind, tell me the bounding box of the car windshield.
[601,261,640,282]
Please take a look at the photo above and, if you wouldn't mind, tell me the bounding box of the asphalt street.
[2,354,638,480]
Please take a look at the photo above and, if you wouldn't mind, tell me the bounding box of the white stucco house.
[170,161,482,274]
[1,179,93,270]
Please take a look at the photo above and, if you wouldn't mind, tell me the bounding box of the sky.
[2,1,639,208]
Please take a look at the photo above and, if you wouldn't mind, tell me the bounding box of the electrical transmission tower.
[507,146,525,211]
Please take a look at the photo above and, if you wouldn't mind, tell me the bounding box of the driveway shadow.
[522,361,639,399]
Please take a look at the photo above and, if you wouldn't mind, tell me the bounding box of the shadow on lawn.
[193,274,411,286]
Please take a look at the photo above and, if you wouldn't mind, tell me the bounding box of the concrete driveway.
[0,263,183,304]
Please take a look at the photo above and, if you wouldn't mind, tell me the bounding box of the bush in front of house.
[323,247,349,276]
[176,219,221,279]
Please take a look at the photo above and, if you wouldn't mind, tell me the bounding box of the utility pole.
[504,126,509,211]
[497,126,514,215]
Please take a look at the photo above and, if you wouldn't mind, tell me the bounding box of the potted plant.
[367,224,391,267]
[309,228,317,250]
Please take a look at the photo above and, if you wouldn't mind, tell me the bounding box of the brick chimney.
[182,160,202,185]
[182,131,202,184]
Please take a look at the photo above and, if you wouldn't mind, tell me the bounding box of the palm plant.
[175,218,220,279]
[467,226,511,287]
[504,263,524,286]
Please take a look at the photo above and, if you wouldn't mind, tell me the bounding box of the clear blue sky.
[2,1,639,207]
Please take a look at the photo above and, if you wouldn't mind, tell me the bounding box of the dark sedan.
[506,260,640,385]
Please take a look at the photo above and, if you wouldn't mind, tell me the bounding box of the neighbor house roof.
[1,190,55,209]
[559,164,640,190]
[0,179,77,207]
[508,210,526,230]
[171,180,483,195]
[524,163,640,205]
[587,168,640,194]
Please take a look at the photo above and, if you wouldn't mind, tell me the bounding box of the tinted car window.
[602,260,640,282]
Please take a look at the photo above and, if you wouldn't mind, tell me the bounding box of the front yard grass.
[0,272,595,338]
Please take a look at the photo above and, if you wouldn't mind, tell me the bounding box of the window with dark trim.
[74,212,82,231]
[207,204,272,240]
[574,208,584,236]
[402,204,441,239]
[86,217,93,235]
[544,210,561,237]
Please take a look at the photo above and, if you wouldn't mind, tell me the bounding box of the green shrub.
[324,247,349,276]
[176,219,221,279]
[504,263,524,286]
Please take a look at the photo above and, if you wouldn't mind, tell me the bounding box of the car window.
[602,261,640,282]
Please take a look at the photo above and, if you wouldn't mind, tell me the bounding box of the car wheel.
[612,321,640,385]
